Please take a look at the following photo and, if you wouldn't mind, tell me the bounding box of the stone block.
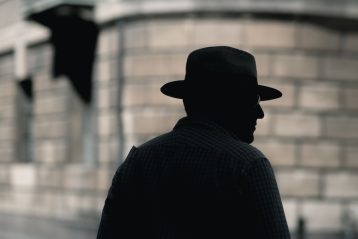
[34,96,67,115]
[98,139,120,164]
[0,81,16,98]
[96,86,118,109]
[0,148,16,163]
[36,167,62,188]
[300,142,340,168]
[97,111,118,137]
[343,33,358,52]
[124,22,148,49]
[273,113,321,138]
[147,19,191,49]
[244,21,297,49]
[324,116,358,139]
[62,165,98,190]
[124,53,186,77]
[254,110,271,136]
[348,203,358,225]
[97,26,119,55]
[96,59,113,82]
[0,165,9,184]
[10,164,36,188]
[97,168,115,191]
[345,145,358,168]
[10,189,37,214]
[301,201,342,232]
[123,84,181,107]
[123,110,184,135]
[0,54,14,77]
[32,191,59,217]
[0,147,14,162]
[323,57,358,81]
[0,103,15,118]
[260,81,295,108]
[36,141,66,165]
[276,170,320,197]
[253,140,296,166]
[62,193,82,214]
[298,24,340,51]
[343,87,358,110]
[272,54,319,80]
[0,126,15,141]
[254,53,271,78]
[192,19,242,47]
[282,199,297,231]
[34,73,68,92]
[34,119,67,139]
[324,172,358,198]
[298,83,340,110]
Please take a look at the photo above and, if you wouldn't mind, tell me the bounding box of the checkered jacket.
[96,116,291,239]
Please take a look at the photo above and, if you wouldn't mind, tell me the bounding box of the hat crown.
[185,46,258,86]
[160,46,282,101]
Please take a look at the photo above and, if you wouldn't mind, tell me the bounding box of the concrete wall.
[119,15,358,236]
[0,0,357,238]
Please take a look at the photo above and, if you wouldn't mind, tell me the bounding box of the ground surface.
[0,213,98,239]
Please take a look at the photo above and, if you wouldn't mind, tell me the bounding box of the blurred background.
[0,0,358,238]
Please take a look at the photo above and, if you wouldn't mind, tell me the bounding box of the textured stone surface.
[272,54,319,80]
[276,170,320,197]
[244,21,297,48]
[147,20,191,49]
[0,126,15,141]
[192,19,242,47]
[273,113,321,137]
[298,24,340,51]
[62,166,98,191]
[298,83,340,110]
[97,111,118,137]
[323,57,358,81]
[97,26,119,55]
[345,145,358,168]
[34,119,67,139]
[10,164,36,188]
[34,96,67,115]
[98,139,120,164]
[260,81,295,108]
[253,140,296,166]
[123,84,181,107]
[342,87,358,110]
[300,142,340,167]
[124,22,148,49]
[123,110,184,135]
[324,172,358,198]
[301,201,342,232]
[282,199,297,231]
[324,116,358,139]
[343,33,358,52]
[124,53,186,77]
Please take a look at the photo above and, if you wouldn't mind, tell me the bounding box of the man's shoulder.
[136,127,265,161]
[227,140,266,161]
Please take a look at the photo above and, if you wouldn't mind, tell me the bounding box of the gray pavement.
[0,214,99,239]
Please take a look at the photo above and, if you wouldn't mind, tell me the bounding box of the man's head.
[161,46,282,144]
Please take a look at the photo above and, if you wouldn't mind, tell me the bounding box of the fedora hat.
[160,46,282,101]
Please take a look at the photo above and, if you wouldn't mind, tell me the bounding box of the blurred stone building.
[0,0,357,238]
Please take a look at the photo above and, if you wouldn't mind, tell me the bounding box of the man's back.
[96,117,290,239]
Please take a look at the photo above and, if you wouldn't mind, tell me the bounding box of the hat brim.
[160,81,282,101]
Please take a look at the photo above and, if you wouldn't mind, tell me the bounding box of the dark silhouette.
[96,46,290,238]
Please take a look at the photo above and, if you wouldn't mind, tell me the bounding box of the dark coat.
[96,116,290,239]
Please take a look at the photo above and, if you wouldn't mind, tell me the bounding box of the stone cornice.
[96,0,358,23]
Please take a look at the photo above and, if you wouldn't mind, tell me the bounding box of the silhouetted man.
[97,46,290,239]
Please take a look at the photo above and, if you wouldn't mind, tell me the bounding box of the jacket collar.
[173,116,242,141]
